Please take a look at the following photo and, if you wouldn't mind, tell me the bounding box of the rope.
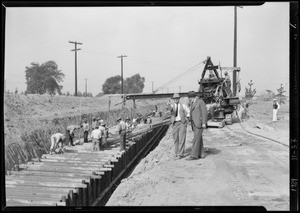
[234,109,289,147]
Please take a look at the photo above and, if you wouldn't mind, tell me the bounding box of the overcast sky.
[4,2,289,97]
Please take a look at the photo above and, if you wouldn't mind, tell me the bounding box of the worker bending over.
[50,133,66,155]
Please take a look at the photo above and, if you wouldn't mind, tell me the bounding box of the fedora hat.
[172,93,180,99]
[188,91,196,98]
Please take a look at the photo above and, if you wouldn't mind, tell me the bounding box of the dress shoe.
[186,157,198,161]
[174,156,183,160]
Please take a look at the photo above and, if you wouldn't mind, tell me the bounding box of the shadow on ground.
[185,146,221,158]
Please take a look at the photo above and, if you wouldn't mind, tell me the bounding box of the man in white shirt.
[169,93,190,160]
[273,98,280,121]
[90,126,102,151]
[50,133,66,155]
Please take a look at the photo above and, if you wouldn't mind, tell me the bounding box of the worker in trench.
[169,93,190,160]
[91,117,97,131]
[98,120,106,150]
[90,125,102,151]
[116,117,127,151]
[49,133,66,155]
[82,119,89,143]
[100,120,109,149]
[66,124,81,146]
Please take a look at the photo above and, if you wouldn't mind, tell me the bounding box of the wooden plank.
[6,200,51,206]
[27,160,111,168]
[6,198,64,206]
[40,155,118,162]
[6,192,63,201]
[8,170,93,179]
[42,152,119,159]
[19,164,106,173]
[6,175,90,184]
[6,180,86,188]
[33,157,118,164]
[5,185,71,195]
[17,167,95,175]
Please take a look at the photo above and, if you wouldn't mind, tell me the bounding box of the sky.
[4,2,290,97]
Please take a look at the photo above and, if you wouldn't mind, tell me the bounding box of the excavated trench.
[4,104,163,173]
[5,108,171,206]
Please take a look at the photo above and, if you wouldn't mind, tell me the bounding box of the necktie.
[175,104,178,117]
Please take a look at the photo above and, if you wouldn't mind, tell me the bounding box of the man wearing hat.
[49,133,66,155]
[186,90,208,160]
[272,98,280,121]
[223,71,232,97]
[116,117,127,151]
[82,119,89,143]
[170,93,190,160]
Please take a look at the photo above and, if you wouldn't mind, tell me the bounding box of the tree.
[102,74,145,95]
[277,84,286,104]
[124,74,145,93]
[245,80,256,102]
[25,61,64,95]
[102,75,122,94]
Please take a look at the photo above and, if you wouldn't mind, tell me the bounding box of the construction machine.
[126,56,241,128]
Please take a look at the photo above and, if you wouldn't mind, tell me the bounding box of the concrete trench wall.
[5,104,162,173]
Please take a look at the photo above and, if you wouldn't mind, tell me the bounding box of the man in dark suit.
[169,93,190,160]
[186,91,208,160]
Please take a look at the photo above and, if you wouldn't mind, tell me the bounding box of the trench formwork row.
[5,121,170,207]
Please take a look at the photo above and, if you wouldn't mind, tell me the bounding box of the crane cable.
[154,59,207,93]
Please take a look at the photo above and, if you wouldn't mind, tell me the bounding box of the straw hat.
[172,93,180,99]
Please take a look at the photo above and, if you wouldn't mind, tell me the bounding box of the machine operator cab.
[198,56,241,127]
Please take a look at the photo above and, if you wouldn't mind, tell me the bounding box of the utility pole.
[233,6,237,96]
[85,78,87,97]
[69,41,82,96]
[117,55,127,95]
[152,81,154,93]
[233,6,242,96]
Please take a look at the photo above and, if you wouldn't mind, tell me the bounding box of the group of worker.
[49,116,139,155]
[49,117,109,155]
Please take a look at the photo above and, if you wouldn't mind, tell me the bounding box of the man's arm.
[199,99,208,127]
[183,104,190,119]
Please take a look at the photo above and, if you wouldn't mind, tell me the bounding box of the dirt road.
[106,102,289,210]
